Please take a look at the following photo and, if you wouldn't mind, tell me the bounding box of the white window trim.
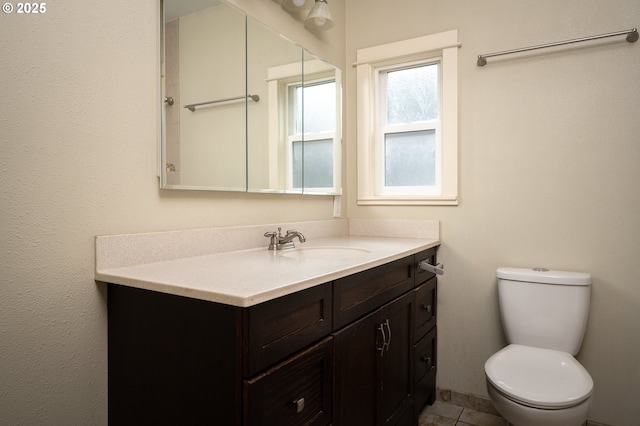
[356,30,460,205]
[267,60,341,194]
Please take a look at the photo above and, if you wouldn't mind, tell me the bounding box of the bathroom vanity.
[97,224,439,425]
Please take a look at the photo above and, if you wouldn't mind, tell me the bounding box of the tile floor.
[418,400,508,426]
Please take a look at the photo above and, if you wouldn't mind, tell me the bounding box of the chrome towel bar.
[477,27,638,66]
[419,261,444,276]
[184,94,260,112]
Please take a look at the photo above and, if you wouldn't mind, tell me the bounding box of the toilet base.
[487,382,590,426]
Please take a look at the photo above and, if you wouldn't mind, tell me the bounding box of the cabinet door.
[379,291,415,426]
[333,308,380,426]
[333,291,415,426]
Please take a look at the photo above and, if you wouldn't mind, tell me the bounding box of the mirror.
[161,0,342,195]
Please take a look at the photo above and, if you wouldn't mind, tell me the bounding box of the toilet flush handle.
[419,261,444,275]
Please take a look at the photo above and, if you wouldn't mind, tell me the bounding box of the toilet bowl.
[485,344,593,426]
[486,267,593,426]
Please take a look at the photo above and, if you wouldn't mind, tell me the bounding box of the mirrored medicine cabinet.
[160,0,342,195]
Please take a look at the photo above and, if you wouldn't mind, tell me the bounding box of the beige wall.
[0,0,344,424]
[345,1,640,425]
[1,0,638,425]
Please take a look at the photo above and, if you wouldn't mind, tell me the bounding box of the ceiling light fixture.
[305,0,334,31]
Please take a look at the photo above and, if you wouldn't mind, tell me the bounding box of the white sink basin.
[277,246,371,261]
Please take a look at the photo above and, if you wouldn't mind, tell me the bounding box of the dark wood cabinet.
[107,247,438,425]
[414,326,437,419]
[332,309,379,425]
[333,291,415,426]
[107,284,243,426]
[333,256,414,329]
[244,282,332,376]
[412,247,439,422]
[243,337,333,426]
[414,277,437,340]
[380,291,415,425]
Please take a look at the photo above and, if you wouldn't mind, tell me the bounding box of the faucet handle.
[264,231,279,251]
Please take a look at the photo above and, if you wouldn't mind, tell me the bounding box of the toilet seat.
[485,344,593,409]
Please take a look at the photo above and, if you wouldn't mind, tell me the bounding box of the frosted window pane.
[292,139,333,188]
[386,64,438,124]
[385,130,435,186]
[295,82,336,134]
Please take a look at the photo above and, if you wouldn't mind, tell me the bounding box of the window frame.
[356,30,459,205]
[286,77,337,192]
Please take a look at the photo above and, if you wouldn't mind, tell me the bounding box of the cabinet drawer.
[414,278,437,342]
[414,247,438,285]
[333,256,414,330]
[244,283,332,376]
[414,327,436,382]
[243,337,333,426]
[414,327,437,412]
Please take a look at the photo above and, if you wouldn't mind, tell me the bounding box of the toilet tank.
[496,267,591,355]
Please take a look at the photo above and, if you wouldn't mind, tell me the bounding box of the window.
[379,62,440,194]
[267,58,341,194]
[357,30,459,205]
[289,79,336,190]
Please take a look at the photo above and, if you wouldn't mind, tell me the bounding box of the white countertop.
[95,235,439,307]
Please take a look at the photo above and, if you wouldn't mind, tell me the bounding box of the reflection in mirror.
[162,0,246,191]
[247,45,341,195]
[298,51,341,195]
[245,14,303,193]
[160,0,341,195]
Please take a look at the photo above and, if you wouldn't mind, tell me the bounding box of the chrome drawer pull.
[377,319,392,356]
[383,319,392,352]
[292,397,305,413]
[377,323,387,356]
[421,304,432,313]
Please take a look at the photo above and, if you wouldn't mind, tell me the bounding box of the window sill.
[357,196,458,206]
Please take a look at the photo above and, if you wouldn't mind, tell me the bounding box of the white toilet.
[485,267,594,426]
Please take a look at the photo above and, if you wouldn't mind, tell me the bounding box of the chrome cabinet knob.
[292,397,305,413]
[421,356,434,369]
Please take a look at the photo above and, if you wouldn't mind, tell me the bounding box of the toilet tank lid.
[497,267,591,286]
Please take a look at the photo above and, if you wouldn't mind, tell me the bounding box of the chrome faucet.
[264,227,306,251]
